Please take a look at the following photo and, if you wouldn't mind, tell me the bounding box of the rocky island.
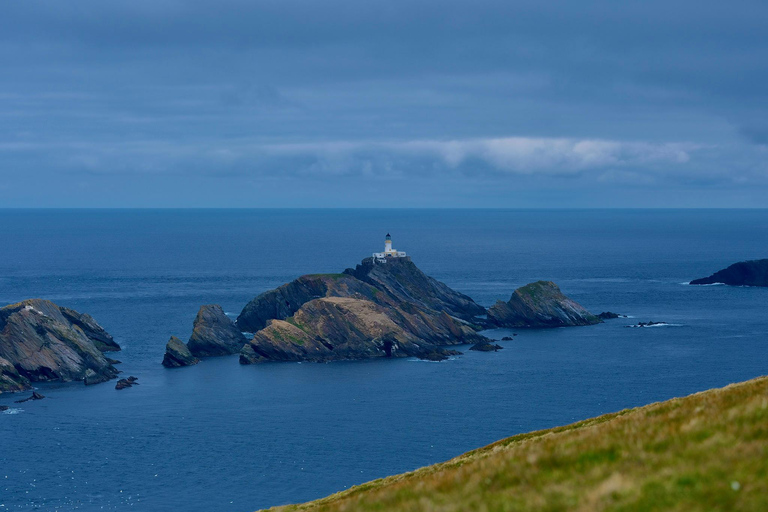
[487,281,601,328]
[690,259,768,287]
[166,235,604,367]
[0,299,121,393]
[238,254,488,363]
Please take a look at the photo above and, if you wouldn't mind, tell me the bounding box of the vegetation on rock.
[262,375,768,512]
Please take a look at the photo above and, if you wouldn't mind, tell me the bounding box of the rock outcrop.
[115,376,139,390]
[0,299,120,392]
[346,257,487,322]
[469,341,503,352]
[241,297,467,363]
[690,259,768,287]
[239,257,488,364]
[0,356,30,393]
[597,311,624,319]
[487,281,601,328]
[162,336,200,368]
[187,305,247,357]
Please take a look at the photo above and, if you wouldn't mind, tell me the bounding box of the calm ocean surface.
[1,209,767,511]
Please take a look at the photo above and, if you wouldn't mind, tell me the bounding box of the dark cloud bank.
[1,0,767,207]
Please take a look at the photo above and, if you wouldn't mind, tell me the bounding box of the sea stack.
[487,281,601,328]
[162,336,200,368]
[187,304,247,357]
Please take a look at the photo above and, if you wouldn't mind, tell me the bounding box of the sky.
[1,0,767,208]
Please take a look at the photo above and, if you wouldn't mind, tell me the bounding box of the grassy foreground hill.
[263,376,768,512]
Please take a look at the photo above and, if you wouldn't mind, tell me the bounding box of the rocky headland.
[238,256,488,364]
[487,281,601,328]
[690,259,768,287]
[0,299,120,392]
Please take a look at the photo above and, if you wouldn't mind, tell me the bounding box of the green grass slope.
[262,376,768,512]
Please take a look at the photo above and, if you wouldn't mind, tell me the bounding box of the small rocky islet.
[690,259,768,287]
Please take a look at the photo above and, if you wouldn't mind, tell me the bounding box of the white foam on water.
[2,408,23,415]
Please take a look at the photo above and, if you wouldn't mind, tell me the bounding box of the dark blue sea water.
[1,209,767,512]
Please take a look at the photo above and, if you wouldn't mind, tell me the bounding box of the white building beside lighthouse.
[373,233,407,262]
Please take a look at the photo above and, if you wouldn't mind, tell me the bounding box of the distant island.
[165,234,604,367]
[690,259,768,287]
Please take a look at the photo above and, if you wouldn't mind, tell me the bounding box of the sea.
[1,209,767,511]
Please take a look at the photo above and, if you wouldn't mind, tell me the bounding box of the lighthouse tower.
[373,233,407,261]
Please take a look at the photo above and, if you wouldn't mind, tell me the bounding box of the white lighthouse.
[373,233,407,262]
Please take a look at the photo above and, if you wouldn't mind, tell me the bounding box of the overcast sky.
[1,0,767,207]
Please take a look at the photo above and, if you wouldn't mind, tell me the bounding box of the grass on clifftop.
[261,376,768,512]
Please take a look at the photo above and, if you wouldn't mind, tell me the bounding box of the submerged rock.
[162,336,200,368]
[187,305,247,357]
[15,391,45,403]
[469,341,503,352]
[487,281,601,328]
[690,259,768,287]
[626,321,667,328]
[0,405,8,411]
[0,299,120,392]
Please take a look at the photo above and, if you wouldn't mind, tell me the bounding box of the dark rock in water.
[106,358,122,365]
[626,321,667,328]
[597,312,624,319]
[690,259,768,287]
[115,376,139,390]
[187,305,247,357]
[487,281,601,328]
[469,341,503,352]
[0,356,30,393]
[418,349,462,361]
[501,336,513,341]
[239,256,489,364]
[84,369,111,386]
[0,299,120,392]
[0,405,8,411]
[162,336,200,368]
[15,391,45,403]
